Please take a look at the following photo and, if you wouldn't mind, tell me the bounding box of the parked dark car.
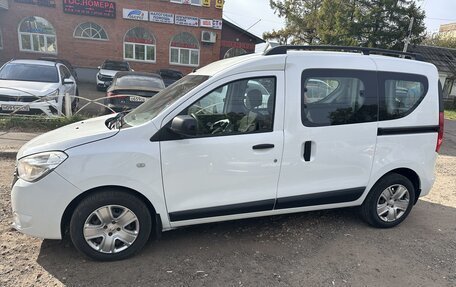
[157,69,183,87]
[39,57,78,82]
[105,72,165,113]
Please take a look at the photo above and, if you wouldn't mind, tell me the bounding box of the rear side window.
[301,69,378,126]
[379,72,428,120]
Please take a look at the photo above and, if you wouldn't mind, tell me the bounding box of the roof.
[222,19,265,44]
[10,59,57,66]
[409,45,456,75]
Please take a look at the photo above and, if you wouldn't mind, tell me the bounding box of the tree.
[264,0,426,50]
[422,33,456,49]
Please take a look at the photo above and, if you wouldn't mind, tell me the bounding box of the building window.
[224,48,247,59]
[170,0,202,5]
[123,27,156,63]
[74,22,108,41]
[170,32,200,67]
[18,16,57,54]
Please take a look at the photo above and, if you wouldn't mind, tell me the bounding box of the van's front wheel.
[361,174,415,228]
[69,190,152,261]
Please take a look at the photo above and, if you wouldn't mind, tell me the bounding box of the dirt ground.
[0,122,455,287]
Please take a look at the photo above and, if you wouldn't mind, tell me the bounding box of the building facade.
[220,20,264,59]
[0,0,224,75]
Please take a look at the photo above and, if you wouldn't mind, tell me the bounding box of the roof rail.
[264,45,423,60]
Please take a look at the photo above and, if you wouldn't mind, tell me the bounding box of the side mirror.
[131,69,135,72]
[170,115,197,136]
[63,79,74,85]
[97,66,101,69]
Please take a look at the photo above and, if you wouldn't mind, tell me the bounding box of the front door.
[160,72,284,224]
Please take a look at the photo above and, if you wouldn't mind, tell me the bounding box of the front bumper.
[0,100,60,116]
[11,170,82,239]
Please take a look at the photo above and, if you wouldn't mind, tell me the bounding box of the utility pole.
[403,16,415,53]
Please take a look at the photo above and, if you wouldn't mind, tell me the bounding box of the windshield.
[116,76,165,89]
[102,62,129,71]
[0,63,59,83]
[124,75,209,126]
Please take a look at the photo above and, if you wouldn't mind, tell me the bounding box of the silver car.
[0,59,78,116]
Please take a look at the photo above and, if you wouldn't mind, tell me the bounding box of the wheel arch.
[60,185,162,239]
[372,168,421,204]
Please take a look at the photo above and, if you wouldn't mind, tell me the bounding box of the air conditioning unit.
[201,31,217,43]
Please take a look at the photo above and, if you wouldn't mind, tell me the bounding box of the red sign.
[63,0,116,18]
[221,40,255,51]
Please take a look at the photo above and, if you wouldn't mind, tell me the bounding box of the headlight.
[98,74,105,80]
[39,89,59,103]
[17,151,68,182]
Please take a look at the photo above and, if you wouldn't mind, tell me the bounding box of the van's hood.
[17,115,119,159]
[0,80,59,97]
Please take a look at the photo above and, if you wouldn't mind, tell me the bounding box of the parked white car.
[11,46,444,261]
[0,60,78,116]
[96,60,132,91]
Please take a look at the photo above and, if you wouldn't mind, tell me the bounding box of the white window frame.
[170,0,183,3]
[123,42,156,63]
[73,22,109,41]
[18,17,57,54]
[170,0,201,5]
[169,46,200,67]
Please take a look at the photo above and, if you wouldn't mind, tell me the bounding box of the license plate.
[1,104,30,112]
[129,96,146,102]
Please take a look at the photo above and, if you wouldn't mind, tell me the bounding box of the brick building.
[220,19,264,59]
[0,0,226,76]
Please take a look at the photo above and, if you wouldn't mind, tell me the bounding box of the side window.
[301,69,378,126]
[379,72,428,120]
[183,77,276,136]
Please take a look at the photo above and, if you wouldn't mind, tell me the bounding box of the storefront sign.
[15,0,56,7]
[212,19,222,30]
[149,11,174,24]
[221,40,255,51]
[200,19,213,28]
[63,0,116,18]
[123,9,148,21]
[175,15,199,27]
[215,0,223,9]
[202,0,210,7]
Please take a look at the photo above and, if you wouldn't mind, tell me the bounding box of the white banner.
[123,9,148,21]
[175,15,199,27]
[212,19,223,30]
[150,11,174,24]
[200,19,213,28]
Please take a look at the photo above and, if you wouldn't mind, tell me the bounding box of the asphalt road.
[75,82,108,117]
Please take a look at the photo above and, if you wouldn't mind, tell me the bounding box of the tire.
[360,173,415,228]
[70,190,152,261]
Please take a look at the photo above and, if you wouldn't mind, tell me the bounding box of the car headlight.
[98,74,105,80]
[39,89,59,103]
[17,151,68,182]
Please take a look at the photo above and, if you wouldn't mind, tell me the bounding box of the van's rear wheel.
[361,173,415,228]
[70,190,152,261]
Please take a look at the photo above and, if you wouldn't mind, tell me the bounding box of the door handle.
[303,141,312,161]
[252,144,275,150]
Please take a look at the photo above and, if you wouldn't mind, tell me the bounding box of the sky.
[223,0,456,41]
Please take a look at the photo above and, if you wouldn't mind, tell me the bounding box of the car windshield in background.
[102,62,129,71]
[124,75,209,127]
[117,76,165,89]
[0,64,59,83]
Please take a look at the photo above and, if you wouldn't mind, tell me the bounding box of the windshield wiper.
[105,112,126,130]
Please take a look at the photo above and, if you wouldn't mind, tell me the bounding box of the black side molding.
[378,126,439,136]
[169,187,366,222]
[169,199,275,222]
[275,187,365,210]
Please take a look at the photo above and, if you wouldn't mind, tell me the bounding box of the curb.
[0,151,17,159]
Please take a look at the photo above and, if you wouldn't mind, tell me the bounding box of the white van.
[11,46,444,261]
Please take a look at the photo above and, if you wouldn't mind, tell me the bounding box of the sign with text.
[63,0,116,18]
[123,9,148,21]
[175,15,199,27]
[149,11,174,24]
[202,0,210,7]
[15,0,55,7]
[212,19,222,30]
[200,19,213,28]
